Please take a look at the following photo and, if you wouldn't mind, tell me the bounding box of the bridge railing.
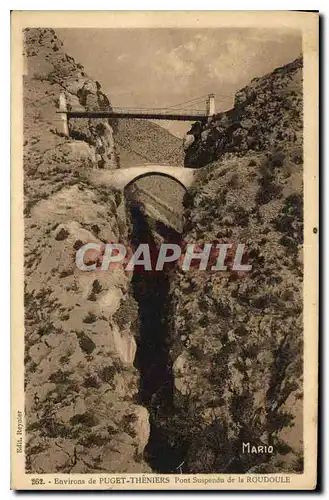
[110,107,206,117]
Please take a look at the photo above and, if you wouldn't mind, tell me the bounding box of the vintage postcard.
[11,10,318,490]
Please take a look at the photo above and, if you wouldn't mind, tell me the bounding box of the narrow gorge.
[24,28,303,475]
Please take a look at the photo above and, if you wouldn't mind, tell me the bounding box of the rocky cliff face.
[185,57,302,167]
[24,28,151,473]
[152,57,304,473]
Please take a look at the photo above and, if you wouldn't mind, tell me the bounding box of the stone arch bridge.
[86,165,196,191]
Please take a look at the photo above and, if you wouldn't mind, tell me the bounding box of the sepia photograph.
[11,10,318,490]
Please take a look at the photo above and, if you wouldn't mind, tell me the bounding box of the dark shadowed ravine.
[127,196,187,473]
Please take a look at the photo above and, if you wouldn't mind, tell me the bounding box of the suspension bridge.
[57,93,216,137]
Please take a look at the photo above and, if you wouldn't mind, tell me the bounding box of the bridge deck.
[62,107,209,121]
[85,165,195,190]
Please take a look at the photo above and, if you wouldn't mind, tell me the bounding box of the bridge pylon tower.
[206,94,216,117]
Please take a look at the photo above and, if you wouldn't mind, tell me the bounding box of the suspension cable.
[166,94,209,109]
[111,95,210,111]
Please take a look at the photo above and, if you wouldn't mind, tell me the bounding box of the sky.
[57,28,302,137]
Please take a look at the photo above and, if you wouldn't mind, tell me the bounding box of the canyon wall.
[185,56,302,167]
[154,56,304,474]
[24,28,151,473]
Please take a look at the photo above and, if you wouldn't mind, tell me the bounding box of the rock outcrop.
[24,28,151,473]
[152,57,304,474]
